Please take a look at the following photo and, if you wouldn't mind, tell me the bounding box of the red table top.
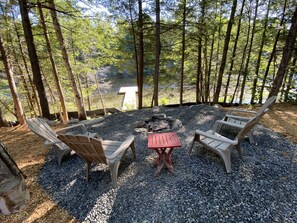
[148,132,182,149]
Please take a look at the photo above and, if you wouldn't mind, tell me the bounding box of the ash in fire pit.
[136,113,182,132]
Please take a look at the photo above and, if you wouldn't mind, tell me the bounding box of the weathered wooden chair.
[57,134,136,187]
[216,96,277,143]
[188,114,264,173]
[26,118,98,165]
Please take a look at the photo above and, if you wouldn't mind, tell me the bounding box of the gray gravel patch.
[38,104,297,222]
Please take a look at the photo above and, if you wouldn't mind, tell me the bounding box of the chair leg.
[188,133,199,155]
[56,147,71,166]
[219,150,232,173]
[109,161,121,188]
[248,131,254,144]
[86,161,91,181]
[130,141,136,160]
[235,144,242,159]
[213,120,223,133]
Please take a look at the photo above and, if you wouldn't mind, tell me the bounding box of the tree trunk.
[207,31,215,103]
[223,0,245,104]
[201,0,207,103]
[0,100,17,119]
[180,0,186,105]
[230,6,252,104]
[10,38,35,116]
[239,0,259,104]
[18,0,50,119]
[138,0,144,109]
[0,142,30,215]
[259,0,287,103]
[40,68,57,116]
[154,0,161,106]
[269,6,297,97]
[86,75,91,111]
[48,0,87,120]
[12,13,41,116]
[250,0,271,104]
[0,34,25,125]
[0,5,35,116]
[284,50,296,101]
[37,1,68,122]
[213,0,237,103]
[196,3,203,104]
[213,6,222,98]
[95,74,106,116]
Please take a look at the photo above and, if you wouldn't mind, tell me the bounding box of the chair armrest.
[228,109,257,116]
[87,132,102,140]
[56,123,88,135]
[213,120,245,132]
[195,129,238,145]
[224,114,251,121]
[106,135,135,161]
[45,140,61,146]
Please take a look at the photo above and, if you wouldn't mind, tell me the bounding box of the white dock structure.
[118,86,138,110]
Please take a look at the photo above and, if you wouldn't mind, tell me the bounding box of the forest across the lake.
[0,0,297,126]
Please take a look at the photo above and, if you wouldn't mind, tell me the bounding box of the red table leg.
[154,148,176,176]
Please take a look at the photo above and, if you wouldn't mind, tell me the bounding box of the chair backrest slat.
[235,114,263,142]
[26,118,59,143]
[257,96,277,116]
[57,134,107,165]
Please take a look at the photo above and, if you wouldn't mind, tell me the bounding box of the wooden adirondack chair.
[188,114,264,173]
[216,96,277,143]
[26,118,98,165]
[57,134,136,187]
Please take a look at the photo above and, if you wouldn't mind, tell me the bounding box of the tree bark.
[12,12,41,116]
[48,0,87,120]
[213,0,237,103]
[207,31,215,103]
[0,34,25,125]
[213,5,222,101]
[9,35,35,116]
[259,0,287,103]
[154,0,161,106]
[201,0,207,103]
[180,0,186,105]
[250,0,271,104]
[269,6,297,97]
[239,0,259,104]
[95,74,106,116]
[37,1,68,122]
[196,3,203,104]
[86,75,91,111]
[284,50,296,101]
[138,0,144,109]
[0,4,35,116]
[231,6,252,104]
[18,0,50,118]
[223,0,245,104]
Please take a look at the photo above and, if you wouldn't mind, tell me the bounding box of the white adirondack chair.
[188,114,264,173]
[26,118,98,165]
[216,96,276,143]
[57,134,136,187]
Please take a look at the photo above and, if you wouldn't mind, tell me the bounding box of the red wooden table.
[148,132,182,176]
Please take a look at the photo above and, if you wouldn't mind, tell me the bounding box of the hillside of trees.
[0,0,296,124]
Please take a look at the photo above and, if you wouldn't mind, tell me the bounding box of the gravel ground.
[38,104,297,223]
